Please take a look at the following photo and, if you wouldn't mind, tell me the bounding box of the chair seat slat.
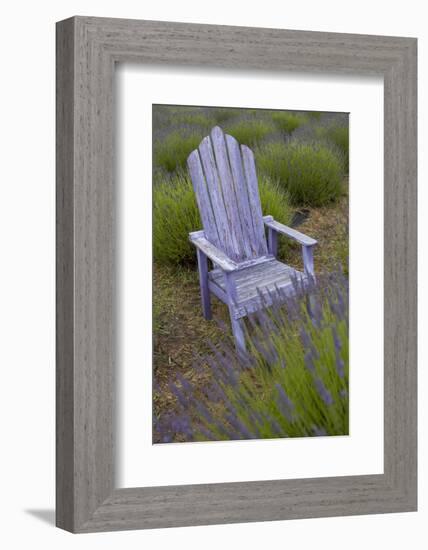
[209,260,305,306]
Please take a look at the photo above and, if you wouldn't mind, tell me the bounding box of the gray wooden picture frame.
[56,16,417,533]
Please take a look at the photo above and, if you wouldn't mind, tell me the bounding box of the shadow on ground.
[25,509,55,526]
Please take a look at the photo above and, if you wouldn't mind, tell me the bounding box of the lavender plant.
[211,107,241,124]
[271,112,306,135]
[154,131,204,173]
[153,173,292,265]
[154,271,349,442]
[225,120,275,147]
[307,111,322,121]
[256,140,344,206]
[316,124,349,172]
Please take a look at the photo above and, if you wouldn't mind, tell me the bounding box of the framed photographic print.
[56,16,417,532]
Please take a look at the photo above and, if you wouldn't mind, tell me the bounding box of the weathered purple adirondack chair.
[187,126,317,353]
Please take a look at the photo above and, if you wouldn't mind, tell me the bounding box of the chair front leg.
[302,244,316,279]
[224,271,246,354]
[196,248,212,320]
[302,244,317,317]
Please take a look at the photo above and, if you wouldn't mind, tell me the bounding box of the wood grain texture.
[189,127,270,261]
[56,16,417,533]
[263,216,318,246]
[241,144,269,256]
[209,260,302,318]
[56,17,75,532]
[196,248,212,320]
[189,233,239,271]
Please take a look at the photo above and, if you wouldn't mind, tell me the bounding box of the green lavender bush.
[317,125,349,171]
[307,111,322,121]
[225,120,275,147]
[172,112,214,129]
[153,173,293,265]
[271,112,305,134]
[256,141,344,206]
[211,108,241,124]
[154,131,204,173]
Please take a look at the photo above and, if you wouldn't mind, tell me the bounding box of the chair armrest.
[263,216,317,247]
[189,232,239,272]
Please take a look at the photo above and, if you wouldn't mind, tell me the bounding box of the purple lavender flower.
[265,414,286,437]
[252,336,278,366]
[312,426,328,437]
[300,327,320,361]
[176,372,193,393]
[275,383,294,422]
[205,384,222,403]
[197,426,216,441]
[195,402,214,424]
[309,297,323,328]
[304,350,316,373]
[300,326,312,348]
[169,383,188,409]
[331,325,342,351]
[226,413,256,439]
[335,353,345,379]
[314,377,334,406]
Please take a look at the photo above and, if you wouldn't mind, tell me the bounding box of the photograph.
[152,104,349,444]
[0,0,420,542]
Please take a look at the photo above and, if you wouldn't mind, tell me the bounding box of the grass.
[153,173,293,265]
[256,141,344,206]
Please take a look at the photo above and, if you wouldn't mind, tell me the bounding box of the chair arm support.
[263,216,317,246]
[263,216,316,277]
[189,232,239,272]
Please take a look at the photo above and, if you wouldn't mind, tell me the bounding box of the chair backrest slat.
[197,135,240,258]
[241,143,269,257]
[187,126,268,262]
[210,127,249,259]
[187,148,220,248]
[225,134,261,258]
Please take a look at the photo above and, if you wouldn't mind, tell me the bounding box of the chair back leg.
[230,315,247,355]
